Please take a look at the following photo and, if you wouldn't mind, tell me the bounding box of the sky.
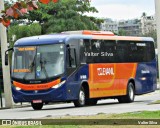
[87,0,155,20]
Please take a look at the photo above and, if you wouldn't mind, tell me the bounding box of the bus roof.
[92,35,154,42]
[62,30,115,36]
[14,31,154,46]
[62,30,154,41]
[14,34,69,46]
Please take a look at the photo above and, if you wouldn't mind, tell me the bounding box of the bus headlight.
[16,87,21,91]
[141,77,146,81]
[52,80,66,89]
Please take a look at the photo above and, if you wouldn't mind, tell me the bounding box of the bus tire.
[86,99,98,106]
[31,102,43,110]
[118,82,135,103]
[74,86,86,107]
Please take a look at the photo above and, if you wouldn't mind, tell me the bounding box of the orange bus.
[6,30,157,110]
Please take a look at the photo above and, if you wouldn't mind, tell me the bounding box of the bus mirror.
[5,48,13,66]
[5,54,8,66]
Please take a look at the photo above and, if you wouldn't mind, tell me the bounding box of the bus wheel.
[86,99,98,106]
[31,102,43,110]
[118,82,135,103]
[74,86,86,107]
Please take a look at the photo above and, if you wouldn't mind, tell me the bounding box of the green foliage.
[8,23,42,45]
[118,29,127,36]
[27,0,102,34]
[6,0,102,37]
[141,30,157,48]
[6,23,41,66]
[112,110,160,119]
[4,126,79,128]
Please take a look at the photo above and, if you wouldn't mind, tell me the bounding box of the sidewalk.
[0,93,31,109]
[0,97,31,109]
[157,80,160,89]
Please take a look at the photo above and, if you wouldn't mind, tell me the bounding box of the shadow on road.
[23,101,120,111]
[133,100,153,104]
[21,99,153,112]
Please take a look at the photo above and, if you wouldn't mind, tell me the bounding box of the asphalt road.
[0,90,160,119]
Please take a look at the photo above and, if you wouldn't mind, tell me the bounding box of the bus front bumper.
[11,86,67,103]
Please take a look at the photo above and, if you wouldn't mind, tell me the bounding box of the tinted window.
[146,42,155,61]
[70,48,77,67]
[117,41,155,62]
[67,48,77,68]
[81,39,155,63]
[100,40,116,63]
[82,39,116,63]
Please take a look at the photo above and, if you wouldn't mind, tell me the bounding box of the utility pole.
[155,0,160,80]
[0,0,13,108]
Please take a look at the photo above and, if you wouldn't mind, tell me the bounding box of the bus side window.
[129,43,138,62]
[117,41,129,63]
[91,40,101,63]
[146,42,155,61]
[67,47,77,68]
[117,41,153,63]
[132,42,147,62]
[101,40,116,63]
[80,40,86,64]
[84,39,93,63]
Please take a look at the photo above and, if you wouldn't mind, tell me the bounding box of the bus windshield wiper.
[23,54,36,80]
[40,58,49,82]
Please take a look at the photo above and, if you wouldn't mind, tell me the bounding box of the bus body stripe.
[13,79,61,91]
[88,63,137,98]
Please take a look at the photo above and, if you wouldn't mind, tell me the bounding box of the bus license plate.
[32,100,42,103]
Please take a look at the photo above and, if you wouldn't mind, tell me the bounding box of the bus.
[5,30,157,110]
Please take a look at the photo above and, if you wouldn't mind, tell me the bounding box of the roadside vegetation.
[1,110,160,128]
[54,110,160,119]
[6,0,103,45]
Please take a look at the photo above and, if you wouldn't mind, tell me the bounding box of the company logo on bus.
[97,68,114,76]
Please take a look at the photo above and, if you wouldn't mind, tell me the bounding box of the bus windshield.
[12,44,65,80]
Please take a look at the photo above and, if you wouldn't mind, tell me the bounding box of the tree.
[0,0,59,27]
[141,29,157,48]
[141,12,147,17]
[8,23,42,44]
[118,29,127,36]
[2,0,103,34]
[0,0,102,29]
[27,0,103,33]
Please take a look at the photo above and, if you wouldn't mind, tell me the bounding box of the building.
[118,19,141,36]
[141,15,156,35]
[100,18,118,34]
